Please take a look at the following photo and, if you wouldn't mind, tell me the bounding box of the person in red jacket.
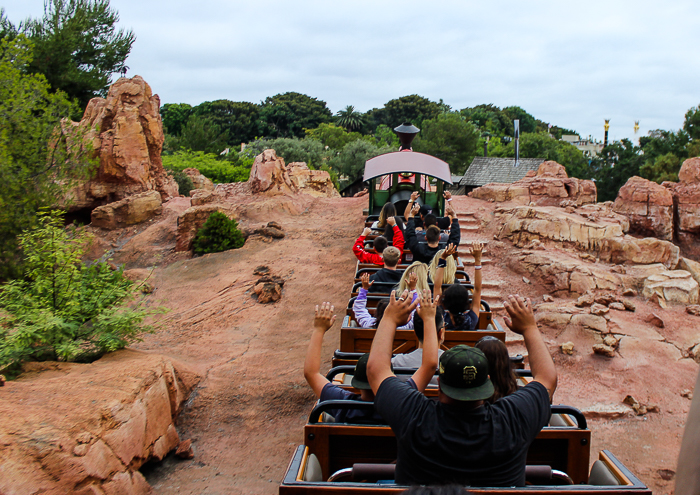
[353,216,404,265]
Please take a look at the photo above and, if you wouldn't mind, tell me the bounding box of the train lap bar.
[364,150,453,217]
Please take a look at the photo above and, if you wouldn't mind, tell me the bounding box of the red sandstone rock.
[598,236,680,268]
[0,350,198,495]
[613,176,673,240]
[471,160,596,206]
[175,439,195,459]
[287,162,340,198]
[183,168,214,192]
[65,76,178,210]
[248,149,298,195]
[91,190,163,229]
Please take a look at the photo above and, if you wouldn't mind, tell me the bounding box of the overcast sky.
[4,0,699,143]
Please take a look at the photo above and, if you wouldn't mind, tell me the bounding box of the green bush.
[168,169,195,196]
[192,211,245,255]
[162,150,252,183]
[0,211,161,374]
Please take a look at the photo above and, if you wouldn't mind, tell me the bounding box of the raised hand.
[469,241,483,263]
[314,302,336,333]
[410,203,420,217]
[407,271,418,291]
[387,216,396,227]
[445,203,455,219]
[384,289,419,326]
[443,191,452,201]
[360,272,374,291]
[410,191,420,202]
[503,295,537,335]
[441,243,457,260]
[416,289,439,320]
[362,227,372,237]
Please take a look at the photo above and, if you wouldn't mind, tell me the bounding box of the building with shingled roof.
[457,157,545,194]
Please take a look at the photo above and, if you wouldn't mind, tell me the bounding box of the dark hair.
[423,213,437,228]
[425,225,441,244]
[378,202,397,228]
[476,336,518,403]
[413,307,444,342]
[374,300,389,329]
[442,284,471,328]
[419,205,431,217]
[374,236,388,254]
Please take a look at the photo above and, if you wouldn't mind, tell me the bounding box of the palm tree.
[336,105,363,132]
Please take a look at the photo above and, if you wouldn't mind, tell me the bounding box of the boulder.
[613,176,673,240]
[642,270,699,305]
[91,191,162,229]
[248,149,298,196]
[679,257,700,287]
[471,161,597,206]
[598,236,680,269]
[287,162,340,198]
[176,204,239,252]
[662,158,700,255]
[496,205,628,251]
[0,350,198,495]
[64,76,178,211]
[183,168,214,191]
[190,189,225,206]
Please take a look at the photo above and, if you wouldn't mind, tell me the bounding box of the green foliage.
[589,139,644,202]
[640,152,680,184]
[502,106,537,134]
[330,139,395,183]
[0,36,91,280]
[260,92,333,138]
[163,150,251,183]
[413,113,481,174]
[368,95,441,131]
[177,114,229,154]
[160,103,193,136]
[20,0,135,110]
[684,104,700,140]
[335,105,364,132]
[192,211,245,255]
[374,124,400,147]
[193,99,262,145]
[304,123,371,151]
[246,137,328,168]
[461,104,511,136]
[168,169,195,196]
[0,211,158,371]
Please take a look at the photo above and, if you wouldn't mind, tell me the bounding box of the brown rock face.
[248,149,298,195]
[287,162,340,198]
[471,160,596,206]
[0,350,198,495]
[668,158,700,253]
[91,190,163,229]
[613,176,673,240]
[598,236,680,268]
[66,76,178,211]
[184,168,215,192]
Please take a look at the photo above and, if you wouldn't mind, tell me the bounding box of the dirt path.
[136,197,367,494]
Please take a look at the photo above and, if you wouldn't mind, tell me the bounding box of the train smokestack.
[394,122,420,151]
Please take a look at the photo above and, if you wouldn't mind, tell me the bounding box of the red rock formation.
[176,204,239,252]
[248,149,298,195]
[66,76,178,211]
[667,158,700,252]
[184,168,215,191]
[91,190,163,229]
[613,176,673,240]
[470,160,596,206]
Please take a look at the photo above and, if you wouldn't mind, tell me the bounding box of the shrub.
[192,211,245,255]
[0,211,161,374]
[168,169,195,196]
[162,150,252,183]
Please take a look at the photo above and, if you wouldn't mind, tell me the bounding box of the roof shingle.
[459,157,544,187]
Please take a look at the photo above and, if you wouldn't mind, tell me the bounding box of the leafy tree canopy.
[684,104,700,141]
[163,150,252,183]
[502,106,537,134]
[17,0,135,111]
[368,94,441,131]
[175,114,229,155]
[260,92,332,138]
[589,139,644,202]
[413,113,480,175]
[330,139,395,184]
[640,152,681,184]
[335,105,364,132]
[245,137,328,168]
[160,103,193,136]
[304,123,371,151]
[0,36,91,279]
[193,99,262,145]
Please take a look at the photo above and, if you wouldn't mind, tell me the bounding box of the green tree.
[21,0,135,110]
[163,150,252,183]
[640,152,681,184]
[502,106,537,134]
[0,36,91,279]
[461,104,510,136]
[369,95,441,131]
[330,139,395,183]
[0,211,158,372]
[374,124,400,147]
[192,211,245,255]
[589,139,644,202]
[684,104,700,140]
[413,113,480,174]
[193,99,261,145]
[260,92,332,138]
[305,123,370,151]
[160,103,193,136]
[245,137,328,168]
[178,114,229,154]
[335,105,363,132]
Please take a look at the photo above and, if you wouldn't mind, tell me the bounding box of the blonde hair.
[429,249,457,285]
[397,262,430,294]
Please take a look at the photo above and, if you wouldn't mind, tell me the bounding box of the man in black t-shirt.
[366,292,557,487]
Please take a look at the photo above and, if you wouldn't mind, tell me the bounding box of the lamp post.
[604,119,610,148]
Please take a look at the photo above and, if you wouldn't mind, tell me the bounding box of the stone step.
[460,225,479,232]
[459,257,494,265]
[456,212,476,218]
[458,216,479,224]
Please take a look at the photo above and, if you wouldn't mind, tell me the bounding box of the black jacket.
[405,217,460,264]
